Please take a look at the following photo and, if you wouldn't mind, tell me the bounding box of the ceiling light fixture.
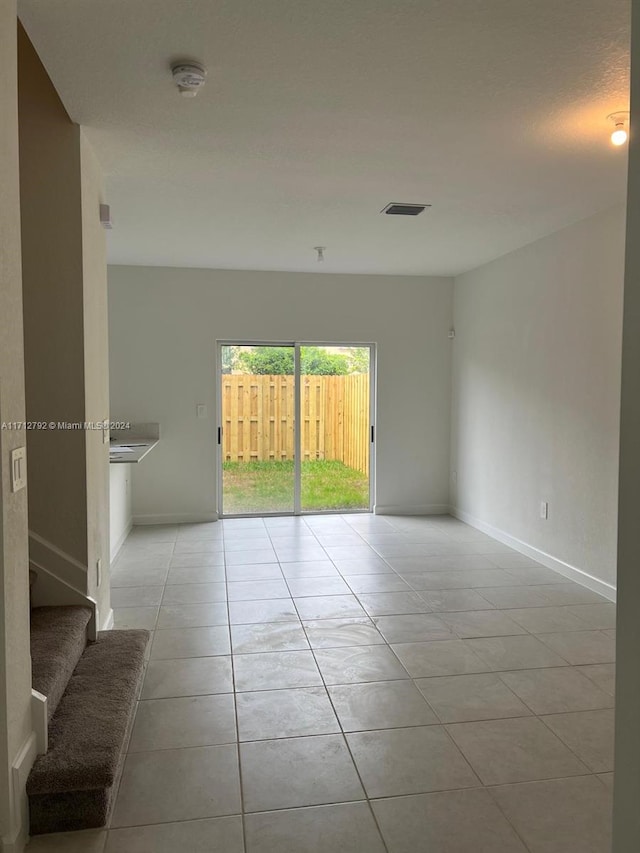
[171,61,207,97]
[607,111,630,146]
[314,246,326,262]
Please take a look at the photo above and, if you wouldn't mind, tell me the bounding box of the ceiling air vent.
[381,203,431,216]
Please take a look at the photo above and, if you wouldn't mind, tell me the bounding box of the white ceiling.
[19,0,630,276]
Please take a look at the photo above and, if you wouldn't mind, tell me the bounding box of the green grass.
[222,459,369,514]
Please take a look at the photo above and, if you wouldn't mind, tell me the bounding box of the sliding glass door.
[218,342,374,516]
[219,344,296,515]
[299,345,372,513]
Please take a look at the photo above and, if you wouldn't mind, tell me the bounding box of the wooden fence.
[222,374,370,475]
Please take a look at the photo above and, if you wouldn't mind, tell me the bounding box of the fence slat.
[285,375,294,460]
[302,378,309,461]
[230,379,239,461]
[256,379,264,461]
[222,374,370,474]
[319,378,325,459]
[271,378,278,460]
[309,378,317,460]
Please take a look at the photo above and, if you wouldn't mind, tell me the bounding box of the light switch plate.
[196,404,207,419]
[11,447,27,492]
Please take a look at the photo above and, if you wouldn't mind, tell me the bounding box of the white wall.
[80,131,111,622]
[108,267,453,521]
[18,23,86,565]
[0,4,33,851]
[109,464,132,562]
[451,204,626,594]
[613,1,640,846]
[18,27,111,628]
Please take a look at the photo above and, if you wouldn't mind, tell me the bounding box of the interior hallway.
[28,513,615,852]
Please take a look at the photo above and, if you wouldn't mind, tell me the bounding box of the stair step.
[28,628,149,835]
[30,605,92,721]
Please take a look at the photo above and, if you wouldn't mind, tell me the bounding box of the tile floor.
[27,513,615,852]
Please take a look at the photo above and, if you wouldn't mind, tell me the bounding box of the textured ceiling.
[18,0,630,275]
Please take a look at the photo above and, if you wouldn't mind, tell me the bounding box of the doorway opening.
[218,342,375,516]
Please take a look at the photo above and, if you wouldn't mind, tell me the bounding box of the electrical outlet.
[96,558,102,586]
[540,501,549,520]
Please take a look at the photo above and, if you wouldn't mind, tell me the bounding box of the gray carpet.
[30,605,92,722]
[28,628,149,834]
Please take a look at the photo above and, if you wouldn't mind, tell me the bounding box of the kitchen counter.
[109,422,160,464]
[109,438,158,463]
[109,422,160,560]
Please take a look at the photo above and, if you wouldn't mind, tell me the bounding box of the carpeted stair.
[30,606,92,722]
[28,606,149,834]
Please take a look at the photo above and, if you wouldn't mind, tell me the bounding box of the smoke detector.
[171,61,207,97]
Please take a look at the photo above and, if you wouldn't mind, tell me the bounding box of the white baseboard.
[29,560,99,640]
[110,519,133,564]
[0,828,25,853]
[31,690,47,755]
[450,506,617,602]
[375,504,450,516]
[1,732,37,853]
[101,608,114,631]
[28,532,103,638]
[0,822,25,853]
[132,512,219,525]
[28,530,87,590]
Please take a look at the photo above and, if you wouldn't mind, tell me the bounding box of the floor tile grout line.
[443,715,600,786]
[410,678,532,728]
[492,668,614,717]
[106,802,379,831]
[478,785,537,853]
[104,576,169,837]
[105,769,606,831]
[535,709,610,774]
[114,579,603,609]
[221,524,249,853]
[293,543,576,849]
[116,615,609,662]
[121,706,603,746]
[104,516,615,849]
[304,612,392,853]
[467,636,573,672]
[434,715,486,788]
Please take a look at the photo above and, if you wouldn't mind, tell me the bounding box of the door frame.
[216,340,376,517]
